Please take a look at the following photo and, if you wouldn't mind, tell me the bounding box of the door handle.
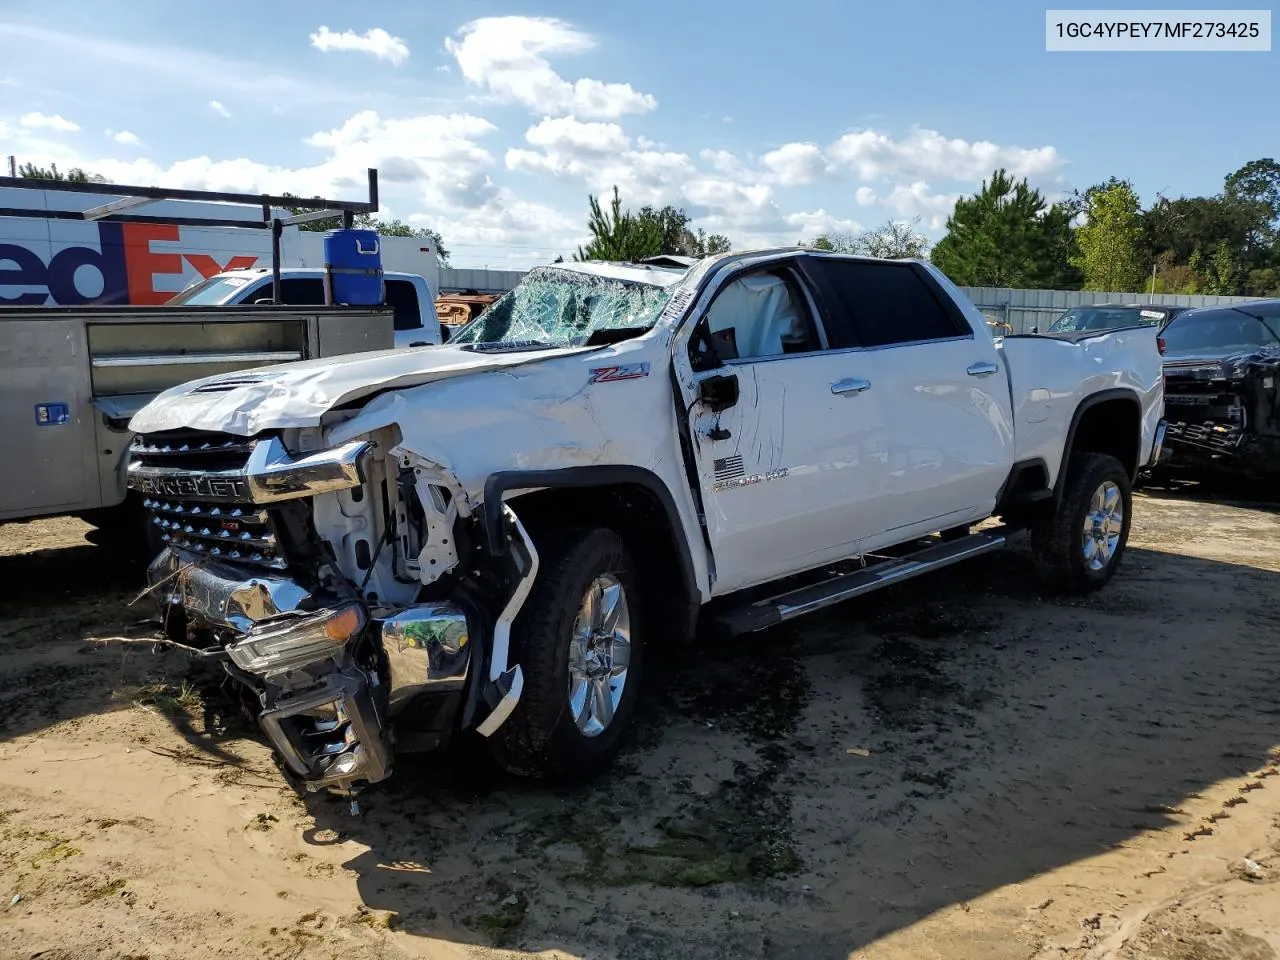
[831,378,871,396]
[966,361,1000,377]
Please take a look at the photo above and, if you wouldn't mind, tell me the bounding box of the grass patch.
[81,878,126,903]
[31,838,81,868]
[127,680,204,717]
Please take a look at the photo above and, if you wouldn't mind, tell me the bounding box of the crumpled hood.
[128,343,591,436]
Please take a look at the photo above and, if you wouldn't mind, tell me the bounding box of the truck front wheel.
[489,528,644,779]
[1032,452,1132,594]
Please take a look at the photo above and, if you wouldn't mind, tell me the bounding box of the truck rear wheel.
[1032,452,1132,594]
[489,528,644,779]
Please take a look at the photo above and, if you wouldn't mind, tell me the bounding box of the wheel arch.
[1055,388,1144,499]
[482,467,701,643]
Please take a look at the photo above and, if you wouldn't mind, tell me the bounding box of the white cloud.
[304,110,500,209]
[20,112,79,132]
[108,129,142,146]
[429,188,583,261]
[309,26,409,66]
[827,127,1062,184]
[761,141,831,186]
[445,17,656,119]
[31,109,502,220]
[506,116,695,205]
[698,149,750,179]
[209,100,231,118]
[852,181,962,229]
[524,116,630,155]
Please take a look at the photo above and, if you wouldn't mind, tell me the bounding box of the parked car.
[1039,303,1188,335]
[1157,300,1280,478]
[124,250,1164,796]
[167,267,442,350]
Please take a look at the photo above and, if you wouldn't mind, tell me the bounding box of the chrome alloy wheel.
[1082,479,1124,571]
[566,573,631,738]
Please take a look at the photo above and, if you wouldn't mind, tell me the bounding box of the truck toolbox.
[0,304,392,523]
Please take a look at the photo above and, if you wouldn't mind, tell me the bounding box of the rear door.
[805,257,1014,545]
[674,259,889,594]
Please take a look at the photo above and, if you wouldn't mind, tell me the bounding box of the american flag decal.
[713,455,744,482]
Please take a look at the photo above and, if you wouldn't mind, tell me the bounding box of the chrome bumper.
[147,547,473,790]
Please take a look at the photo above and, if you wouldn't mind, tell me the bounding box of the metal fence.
[959,286,1259,335]
[439,267,527,294]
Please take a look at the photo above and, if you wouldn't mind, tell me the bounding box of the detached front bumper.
[147,549,472,791]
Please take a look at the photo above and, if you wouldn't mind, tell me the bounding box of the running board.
[714,531,1008,635]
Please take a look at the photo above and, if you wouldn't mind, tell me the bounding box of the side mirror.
[439,325,451,343]
[1030,326,1039,334]
[698,373,739,412]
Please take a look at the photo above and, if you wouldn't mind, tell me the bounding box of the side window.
[277,278,325,305]
[811,260,967,347]
[385,280,422,331]
[693,268,822,366]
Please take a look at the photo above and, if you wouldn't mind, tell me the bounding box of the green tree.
[280,193,451,267]
[930,169,1079,288]
[805,218,930,259]
[859,217,930,259]
[575,186,663,261]
[634,203,730,257]
[804,231,857,253]
[17,162,104,182]
[1071,179,1147,291]
[574,187,730,261]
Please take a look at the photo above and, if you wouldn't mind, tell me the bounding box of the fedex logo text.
[0,222,260,306]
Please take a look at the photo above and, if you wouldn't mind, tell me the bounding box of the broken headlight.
[228,604,367,677]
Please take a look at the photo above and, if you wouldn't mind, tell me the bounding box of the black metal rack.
[0,168,380,304]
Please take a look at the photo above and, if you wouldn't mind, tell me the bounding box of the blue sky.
[0,0,1275,267]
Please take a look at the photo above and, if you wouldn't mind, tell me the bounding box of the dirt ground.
[1,488,1278,960]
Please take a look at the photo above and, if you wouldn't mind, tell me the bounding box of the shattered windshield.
[447,267,672,349]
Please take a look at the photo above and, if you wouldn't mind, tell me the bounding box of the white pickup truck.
[167,267,443,349]
[126,250,1165,793]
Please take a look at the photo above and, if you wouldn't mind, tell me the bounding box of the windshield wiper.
[461,339,557,353]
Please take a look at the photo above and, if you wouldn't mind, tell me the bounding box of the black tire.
[488,528,644,780]
[1032,452,1132,594]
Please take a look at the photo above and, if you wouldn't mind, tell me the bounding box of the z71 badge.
[589,363,651,384]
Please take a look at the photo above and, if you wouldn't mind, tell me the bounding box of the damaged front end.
[129,427,535,795]
[1162,348,1280,478]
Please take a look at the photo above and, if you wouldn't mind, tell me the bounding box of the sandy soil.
[0,491,1277,960]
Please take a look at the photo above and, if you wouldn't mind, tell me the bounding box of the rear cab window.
[802,258,971,347]
[385,279,423,331]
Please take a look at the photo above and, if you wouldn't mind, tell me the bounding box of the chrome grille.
[131,429,294,570]
[142,497,284,568]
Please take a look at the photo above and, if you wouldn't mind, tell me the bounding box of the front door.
[677,263,886,595]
